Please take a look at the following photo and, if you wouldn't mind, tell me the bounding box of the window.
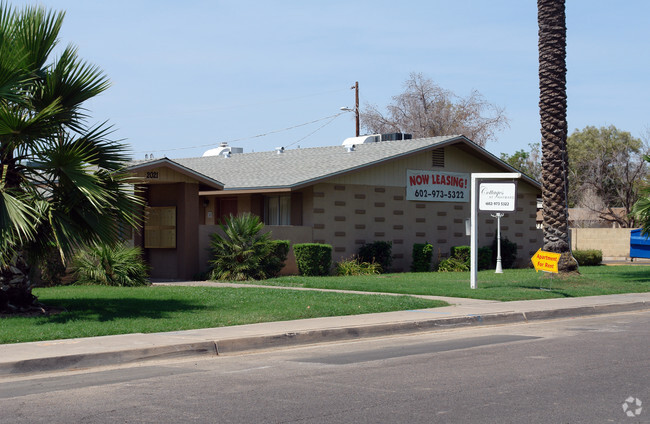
[265,195,291,225]
[144,206,176,248]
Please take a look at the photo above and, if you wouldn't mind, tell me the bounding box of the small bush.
[450,246,471,264]
[478,246,493,270]
[411,243,434,272]
[492,237,518,269]
[436,245,492,272]
[335,256,382,276]
[573,249,602,266]
[358,241,392,273]
[209,213,273,281]
[293,243,332,276]
[34,244,69,286]
[72,243,149,286]
[437,257,469,272]
[261,240,290,278]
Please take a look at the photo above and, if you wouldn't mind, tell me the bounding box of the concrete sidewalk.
[1,287,648,378]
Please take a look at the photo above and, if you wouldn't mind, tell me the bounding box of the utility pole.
[341,82,360,137]
[353,81,359,136]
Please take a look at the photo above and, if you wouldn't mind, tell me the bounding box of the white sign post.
[470,173,521,289]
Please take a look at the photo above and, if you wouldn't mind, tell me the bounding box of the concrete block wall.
[571,228,634,258]
[311,182,541,271]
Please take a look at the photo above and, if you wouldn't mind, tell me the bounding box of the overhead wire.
[133,111,347,155]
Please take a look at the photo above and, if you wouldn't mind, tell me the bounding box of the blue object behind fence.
[630,229,650,259]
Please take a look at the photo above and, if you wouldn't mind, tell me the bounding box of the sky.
[9,0,650,160]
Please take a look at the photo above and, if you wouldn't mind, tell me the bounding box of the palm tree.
[208,213,273,281]
[537,0,577,272]
[0,4,142,312]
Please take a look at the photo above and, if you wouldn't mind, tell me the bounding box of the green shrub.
[358,241,392,273]
[450,246,471,263]
[411,243,434,272]
[436,245,492,272]
[293,243,332,276]
[492,237,518,269]
[34,244,69,286]
[478,246,493,270]
[71,243,149,287]
[437,257,469,272]
[573,249,602,266]
[261,240,290,278]
[335,256,382,276]
[208,213,273,281]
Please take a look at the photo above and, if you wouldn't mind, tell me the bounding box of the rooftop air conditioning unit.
[342,135,379,146]
[202,142,243,157]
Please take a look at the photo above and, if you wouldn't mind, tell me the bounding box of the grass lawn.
[246,266,650,301]
[0,286,446,344]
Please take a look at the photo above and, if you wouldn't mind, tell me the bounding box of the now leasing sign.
[406,170,470,202]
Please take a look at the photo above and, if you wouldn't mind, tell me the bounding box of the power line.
[133,112,346,154]
[285,114,342,149]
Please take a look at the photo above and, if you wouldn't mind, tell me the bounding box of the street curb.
[1,301,647,377]
[0,342,217,377]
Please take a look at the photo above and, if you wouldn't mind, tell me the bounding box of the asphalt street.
[1,310,648,423]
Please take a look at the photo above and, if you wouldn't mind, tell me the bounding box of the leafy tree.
[0,5,142,312]
[632,155,650,236]
[361,73,509,147]
[500,143,542,181]
[208,213,274,281]
[567,125,648,227]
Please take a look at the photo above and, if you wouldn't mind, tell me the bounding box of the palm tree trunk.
[538,0,577,272]
[0,252,38,313]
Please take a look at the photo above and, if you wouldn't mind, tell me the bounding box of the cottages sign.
[478,182,517,212]
[406,170,470,202]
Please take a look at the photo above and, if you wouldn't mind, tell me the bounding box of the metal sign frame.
[470,173,521,289]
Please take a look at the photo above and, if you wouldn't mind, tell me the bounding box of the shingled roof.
[129,135,540,191]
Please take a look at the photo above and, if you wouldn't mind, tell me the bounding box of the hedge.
[293,243,332,276]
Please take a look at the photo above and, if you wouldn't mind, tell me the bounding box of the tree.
[500,143,542,181]
[0,4,142,312]
[632,155,650,236]
[208,213,273,281]
[361,73,509,147]
[537,0,577,272]
[567,125,648,227]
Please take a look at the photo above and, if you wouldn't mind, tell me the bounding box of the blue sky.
[12,0,650,159]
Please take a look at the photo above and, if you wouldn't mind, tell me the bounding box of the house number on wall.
[146,171,159,179]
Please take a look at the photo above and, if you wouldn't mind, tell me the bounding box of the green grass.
[246,266,650,301]
[0,286,446,344]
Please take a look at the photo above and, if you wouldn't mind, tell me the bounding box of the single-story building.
[127,135,542,280]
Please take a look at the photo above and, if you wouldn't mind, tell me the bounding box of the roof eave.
[127,158,225,190]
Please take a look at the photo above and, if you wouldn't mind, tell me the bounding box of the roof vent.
[275,147,285,154]
[346,144,356,152]
[431,148,445,167]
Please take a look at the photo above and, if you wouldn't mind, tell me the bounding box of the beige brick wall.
[571,228,634,258]
[311,182,541,271]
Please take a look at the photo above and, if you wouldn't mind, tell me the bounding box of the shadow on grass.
[599,271,650,283]
[37,298,210,324]
[517,285,575,298]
